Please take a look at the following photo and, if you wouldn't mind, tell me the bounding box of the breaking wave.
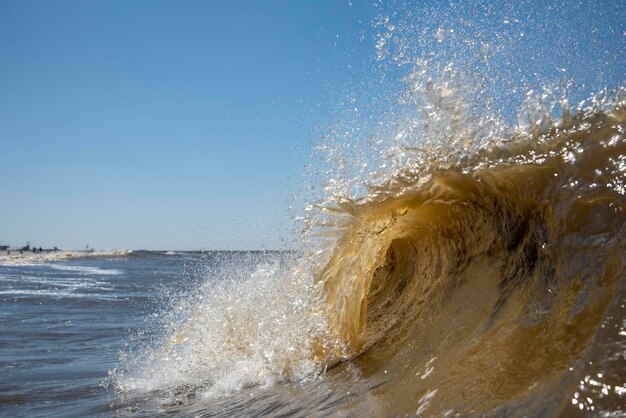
[110,93,625,416]
[110,0,625,414]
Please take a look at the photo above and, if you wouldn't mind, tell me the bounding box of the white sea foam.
[0,250,131,266]
[48,264,122,276]
[0,274,112,289]
[0,269,116,299]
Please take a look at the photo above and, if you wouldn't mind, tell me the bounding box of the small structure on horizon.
[1,242,60,254]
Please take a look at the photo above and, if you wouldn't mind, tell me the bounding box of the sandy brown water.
[308,107,626,416]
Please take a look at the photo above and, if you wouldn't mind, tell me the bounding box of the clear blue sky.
[1,1,623,250]
[0,1,375,250]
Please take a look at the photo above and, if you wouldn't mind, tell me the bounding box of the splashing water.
[111,1,625,415]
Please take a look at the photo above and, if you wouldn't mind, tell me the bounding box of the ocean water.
[0,251,180,416]
[1,182,624,418]
[0,251,298,417]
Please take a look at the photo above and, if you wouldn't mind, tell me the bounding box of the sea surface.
[0,251,296,417]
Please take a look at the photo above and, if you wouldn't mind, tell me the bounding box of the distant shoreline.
[0,250,132,266]
[0,249,299,266]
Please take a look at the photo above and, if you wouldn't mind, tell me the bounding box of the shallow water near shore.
[0,251,283,416]
[1,243,624,417]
